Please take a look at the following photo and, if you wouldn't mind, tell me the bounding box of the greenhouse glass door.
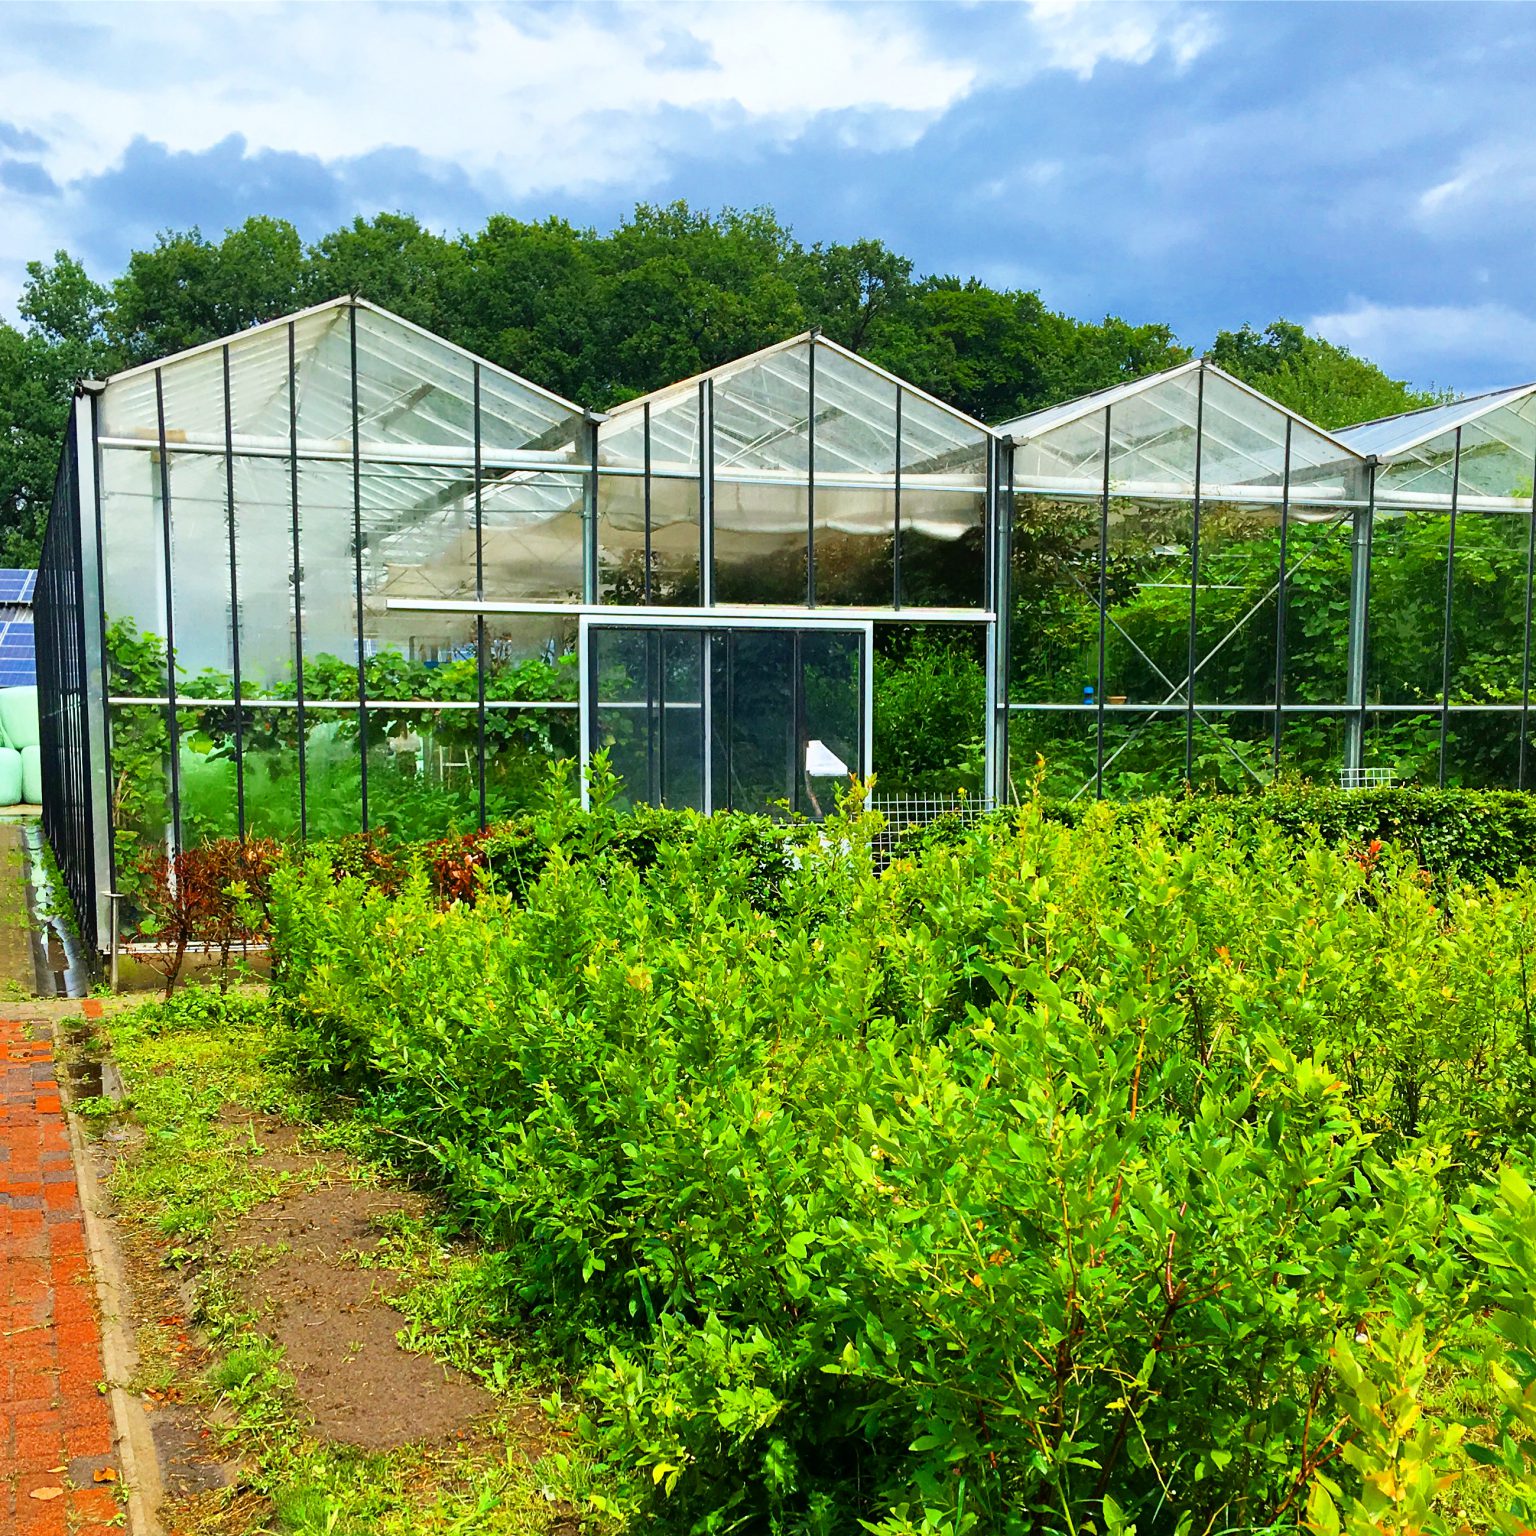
[581,617,871,817]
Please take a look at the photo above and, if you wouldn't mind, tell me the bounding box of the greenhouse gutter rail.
[383,598,995,624]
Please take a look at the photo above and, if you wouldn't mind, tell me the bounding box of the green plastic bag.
[0,687,39,750]
[21,743,41,805]
[0,746,22,806]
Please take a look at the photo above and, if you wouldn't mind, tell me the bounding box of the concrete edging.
[57,999,165,1536]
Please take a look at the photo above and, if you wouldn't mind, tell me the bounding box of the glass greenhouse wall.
[997,363,1536,801]
[34,299,1536,954]
[36,300,1006,949]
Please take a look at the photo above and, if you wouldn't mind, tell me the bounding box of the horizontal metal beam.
[1008,700,1535,715]
[107,695,577,711]
[386,597,993,624]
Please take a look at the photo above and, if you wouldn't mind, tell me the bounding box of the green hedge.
[892,786,1536,886]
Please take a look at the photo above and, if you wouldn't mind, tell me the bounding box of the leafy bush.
[268,798,1536,1534]
[892,783,1536,888]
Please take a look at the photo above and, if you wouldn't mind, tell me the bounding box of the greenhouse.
[35,298,1005,950]
[32,297,1536,956]
[999,364,1536,801]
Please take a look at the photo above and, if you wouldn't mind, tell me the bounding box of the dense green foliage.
[3,208,1432,564]
[1208,321,1446,431]
[265,794,1536,1534]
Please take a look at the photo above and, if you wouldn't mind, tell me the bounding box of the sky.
[2,0,1534,396]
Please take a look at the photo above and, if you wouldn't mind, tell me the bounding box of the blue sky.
[2,0,1534,395]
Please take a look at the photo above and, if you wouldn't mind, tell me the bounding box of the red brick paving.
[2,1011,122,1535]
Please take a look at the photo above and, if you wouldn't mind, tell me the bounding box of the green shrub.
[268,799,1536,1533]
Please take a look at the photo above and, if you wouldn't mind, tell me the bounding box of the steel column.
[288,322,308,840]
[1095,409,1112,798]
[349,304,369,830]
[1343,463,1375,776]
[1437,428,1463,786]
[1184,365,1206,780]
[222,344,246,838]
[154,368,182,855]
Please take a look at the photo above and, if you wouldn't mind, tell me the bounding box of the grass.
[86,984,602,1535]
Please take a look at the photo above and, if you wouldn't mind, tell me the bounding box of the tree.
[108,216,306,365]
[304,212,462,333]
[449,215,598,401]
[0,254,113,563]
[1209,320,1442,430]
[795,238,915,354]
[587,203,808,402]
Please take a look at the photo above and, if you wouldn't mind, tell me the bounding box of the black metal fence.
[35,414,98,955]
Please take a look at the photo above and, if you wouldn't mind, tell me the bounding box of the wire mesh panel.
[1338,765,1398,791]
[36,412,98,954]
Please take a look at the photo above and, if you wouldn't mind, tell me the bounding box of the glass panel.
[598,400,699,603]
[1366,512,1447,708]
[1010,490,1102,706]
[482,611,579,819]
[1012,413,1106,492]
[1444,712,1521,789]
[108,703,173,911]
[359,464,476,662]
[1195,502,1280,706]
[365,703,481,841]
[168,449,233,684]
[353,306,475,453]
[1446,513,1530,704]
[291,308,359,447]
[714,352,810,605]
[660,630,705,810]
[592,627,656,808]
[1102,497,1193,707]
[800,629,861,817]
[714,488,808,604]
[1279,515,1353,704]
[1456,398,1536,504]
[300,706,363,840]
[899,392,986,610]
[1198,373,1360,507]
[296,457,360,683]
[232,455,298,692]
[99,447,169,693]
[482,468,585,602]
[811,354,898,606]
[239,707,304,841]
[1008,711,1095,800]
[1277,711,1348,783]
[485,703,580,822]
[178,697,240,845]
[1362,711,1438,786]
[1375,427,1459,506]
[1108,373,1200,494]
[711,629,794,816]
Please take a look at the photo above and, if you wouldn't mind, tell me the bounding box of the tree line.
[0,202,1438,565]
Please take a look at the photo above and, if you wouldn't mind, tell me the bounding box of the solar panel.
[0,612,37,686]
[0,569,35,603]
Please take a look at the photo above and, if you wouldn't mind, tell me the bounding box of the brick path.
[1,1015,121,1535]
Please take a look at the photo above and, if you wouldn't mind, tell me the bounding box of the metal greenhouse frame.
[32,298,1536,957]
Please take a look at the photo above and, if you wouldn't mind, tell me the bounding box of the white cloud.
[1023,0,1219,79]
[0,1,977,198]
[1418,142,1536,229]
[1308,299,1536,389]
